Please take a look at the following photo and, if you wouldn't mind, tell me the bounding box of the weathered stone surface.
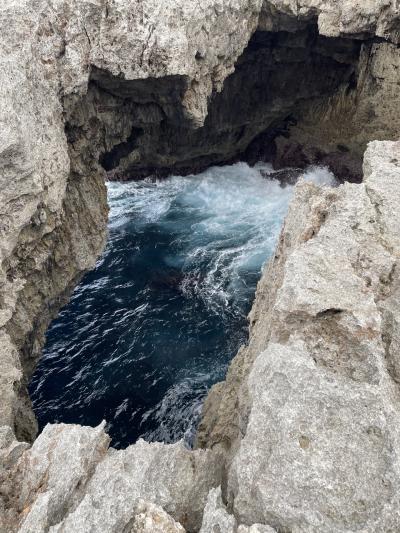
[50,439,222,532]
[229,341,400,531]
[260,0,400,43]
[237,526,276,533]
[0,6,399,443]
[200,486,277,532]
[273,40,400,181]
[0,427,29,533]
[0,0,272,441]
[200,140,400,532]
[88,0,264,126]
[3,423,221,532]
[200,487,237,533]
[15,423,110,533]
[0,1,400,532]
[129,501,185,533]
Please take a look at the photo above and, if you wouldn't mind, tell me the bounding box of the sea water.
[29,162,336,448]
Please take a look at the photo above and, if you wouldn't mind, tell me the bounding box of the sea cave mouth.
[68,25,367,185]
[23,24,372,446]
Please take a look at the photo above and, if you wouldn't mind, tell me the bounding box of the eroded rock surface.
[199,487,277,533]
[1,0,400,532]
[199,140,400,531]
[1,422,222,532]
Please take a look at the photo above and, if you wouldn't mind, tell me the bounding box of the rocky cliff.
[198,139,400,532]
[0,1,400,532]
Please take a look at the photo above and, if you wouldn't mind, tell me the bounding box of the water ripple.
[29,162,336,448]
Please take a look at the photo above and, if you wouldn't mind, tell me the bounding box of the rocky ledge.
[1,0,400,532]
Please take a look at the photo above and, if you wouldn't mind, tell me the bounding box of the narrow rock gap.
[9,23,395,447]
[21,23,370,448]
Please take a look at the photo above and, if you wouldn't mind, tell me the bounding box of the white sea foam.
[107,162,336,317]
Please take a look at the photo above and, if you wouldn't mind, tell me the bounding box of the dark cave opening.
[93,25,365,183]
[100,127,145,171]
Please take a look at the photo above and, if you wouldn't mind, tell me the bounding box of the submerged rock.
[259,167,304,186]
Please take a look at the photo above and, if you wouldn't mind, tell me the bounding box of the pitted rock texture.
[199,140,400,531]
[1,0,400,532]
[199,487,276,533]
[1,422,222,533]
[129,501,186,533]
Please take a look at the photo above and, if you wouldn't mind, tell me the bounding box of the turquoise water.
[29,162,335,448]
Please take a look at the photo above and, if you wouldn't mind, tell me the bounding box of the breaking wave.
[30,162,336,448]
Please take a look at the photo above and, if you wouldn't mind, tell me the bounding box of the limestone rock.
[201,141,400,532]
[260,0,400,43]
[0,7,399,446]
[0,427,29,533]
[273,40,400,180]
[200,487,277,533]
[4,423,221,533]
[126,501,185,533]
[200,487,237,533]
[229,341,400,531]
[1,0,400,532]
[237,526,276,533]
[51,439,221,532]
[88,0,264,125]
[16,423,110,533]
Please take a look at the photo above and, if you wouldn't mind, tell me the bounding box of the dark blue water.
[29,163,335,448]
